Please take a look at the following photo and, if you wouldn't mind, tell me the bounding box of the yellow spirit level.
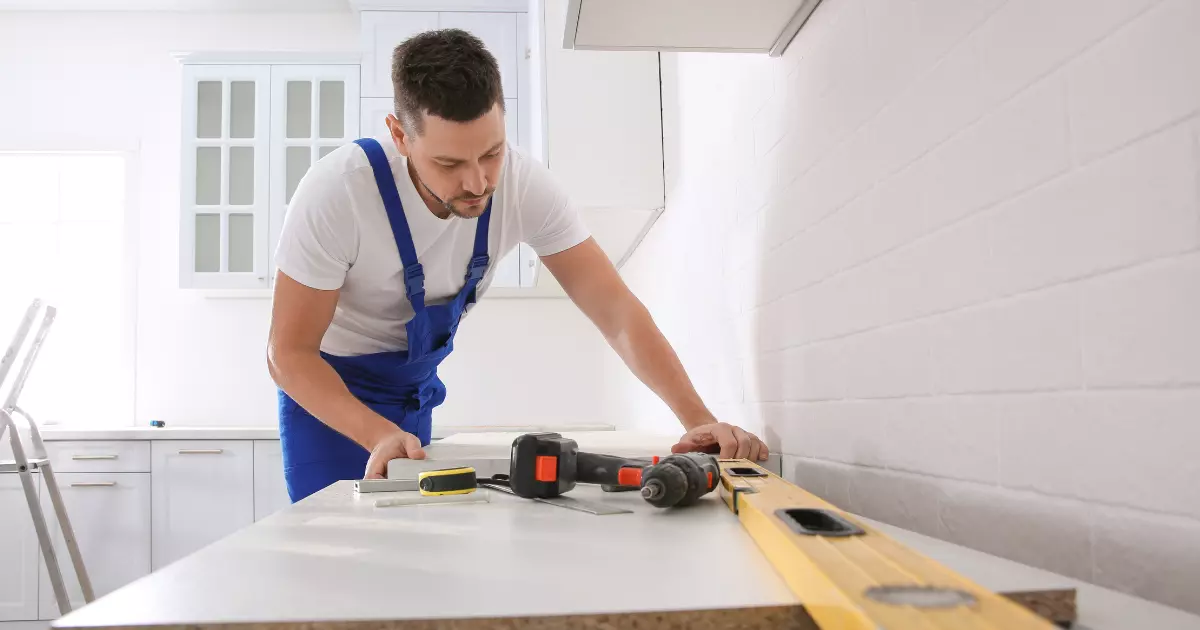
[718,460,1057,629]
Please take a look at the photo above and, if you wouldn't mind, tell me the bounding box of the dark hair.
[391,28,505,136]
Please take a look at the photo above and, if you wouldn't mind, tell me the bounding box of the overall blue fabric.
[277,137,492,502]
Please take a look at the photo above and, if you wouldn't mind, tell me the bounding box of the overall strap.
[465,200,493,286]
[353,138,426,312]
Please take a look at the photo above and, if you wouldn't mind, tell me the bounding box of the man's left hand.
[671,422,769,461]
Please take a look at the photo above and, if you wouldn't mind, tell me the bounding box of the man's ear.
[385,114,411,157]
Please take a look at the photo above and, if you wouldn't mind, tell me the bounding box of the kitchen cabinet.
[37,473,151,620]
[179,63,273,290]
[267,64,361,270]
[0,475,39,621]
[177,57,360,291]
[150,440,254,570]
[252,440,291,521]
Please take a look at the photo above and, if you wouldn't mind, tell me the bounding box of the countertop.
[51,474,1200,630]
[34,424,618,441]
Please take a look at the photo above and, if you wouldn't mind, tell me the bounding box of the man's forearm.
[267,348,397,450]
[601,294,715,431]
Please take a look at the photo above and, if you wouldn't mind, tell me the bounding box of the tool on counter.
[356,466,488,507]
[473,432,721,513]
[716,459,1058,629]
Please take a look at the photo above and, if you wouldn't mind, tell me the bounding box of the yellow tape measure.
[416,466,478,496]
[717,460,1056,629]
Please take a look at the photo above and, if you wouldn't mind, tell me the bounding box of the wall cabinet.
[150,440,255,570]
[179,60,359,291]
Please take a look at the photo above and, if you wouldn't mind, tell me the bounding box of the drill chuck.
[640,452,720,508]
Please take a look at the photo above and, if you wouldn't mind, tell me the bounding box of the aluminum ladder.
[1,299,94,615]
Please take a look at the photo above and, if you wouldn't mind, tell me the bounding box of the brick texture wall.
[619,0,1200,613]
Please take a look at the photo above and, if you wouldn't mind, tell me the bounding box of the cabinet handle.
[178,449,223,455]
[72,454,118,461]
[70,482,117,487]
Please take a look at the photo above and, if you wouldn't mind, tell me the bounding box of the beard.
[442,190,495,219]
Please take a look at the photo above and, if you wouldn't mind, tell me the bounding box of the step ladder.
[1,299,94,615]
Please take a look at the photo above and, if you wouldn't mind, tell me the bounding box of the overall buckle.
[465,255,490,282]
[404,263,426,298]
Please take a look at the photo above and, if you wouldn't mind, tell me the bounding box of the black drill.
[502,432,720,508]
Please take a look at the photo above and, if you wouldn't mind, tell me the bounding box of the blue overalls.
[277,137,492,503]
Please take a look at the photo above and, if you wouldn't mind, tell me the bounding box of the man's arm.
[266,270,425,477]
[540,238,767,461]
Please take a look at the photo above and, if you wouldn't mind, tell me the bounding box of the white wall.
[0,11,627,429]
[620,0,1200,614]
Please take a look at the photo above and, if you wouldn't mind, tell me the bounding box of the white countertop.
[51,470,1200,629]
[36,423,618,441]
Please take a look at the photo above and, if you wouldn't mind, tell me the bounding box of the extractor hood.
[562,0,823,57]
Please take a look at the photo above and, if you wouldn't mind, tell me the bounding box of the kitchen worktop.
[50,463,1200,630]
[35,423,619,441]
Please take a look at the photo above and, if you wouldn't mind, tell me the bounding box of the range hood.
[563,0,823,57]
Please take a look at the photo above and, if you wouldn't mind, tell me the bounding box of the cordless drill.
[504,432,720,508]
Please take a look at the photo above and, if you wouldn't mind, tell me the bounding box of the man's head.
[387,28,507,219]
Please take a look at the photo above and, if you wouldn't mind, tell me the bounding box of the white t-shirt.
[274,136,589,356]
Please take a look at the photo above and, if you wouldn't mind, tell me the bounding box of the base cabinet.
[37,473,151,620]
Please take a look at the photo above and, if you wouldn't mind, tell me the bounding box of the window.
[0,153,135,427]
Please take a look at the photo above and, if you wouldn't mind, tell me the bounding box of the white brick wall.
[620,0,1200,614]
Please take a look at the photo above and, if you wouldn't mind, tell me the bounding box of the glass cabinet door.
[268,65,360,283]
[181,65,270,289]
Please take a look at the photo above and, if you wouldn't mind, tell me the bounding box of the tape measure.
[416,466,478,496]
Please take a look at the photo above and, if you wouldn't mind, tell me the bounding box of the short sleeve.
[273,160,358,291]
[516,153,591,257]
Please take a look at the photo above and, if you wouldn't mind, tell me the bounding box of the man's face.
[387,103,506,219]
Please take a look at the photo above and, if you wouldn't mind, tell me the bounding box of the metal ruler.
[717,460,1057,629]
[477,478,631,515]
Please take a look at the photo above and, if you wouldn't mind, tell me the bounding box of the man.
[267,28,767,502]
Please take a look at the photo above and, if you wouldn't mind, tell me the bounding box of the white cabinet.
[0,475,39,621]
[151,441,254,570]
[37,473,151,620]
[179,64,273,290]
[178,58,360,291]
[252,440,291,521]
[268,64,361,271]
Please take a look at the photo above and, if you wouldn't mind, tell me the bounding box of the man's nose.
[463,163,487,196]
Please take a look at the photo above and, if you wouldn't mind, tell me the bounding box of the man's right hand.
[364,427,426,479]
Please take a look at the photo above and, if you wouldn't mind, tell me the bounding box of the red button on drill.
[535,455,557,482]
[617,466,643,486]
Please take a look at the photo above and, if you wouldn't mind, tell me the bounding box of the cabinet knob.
[178,449,224,455]
[72,454,118,461]
[70,481,117,487]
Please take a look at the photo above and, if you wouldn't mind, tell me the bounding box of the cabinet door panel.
[151,441,254,570]
[360,97,394,140]
[180,64,271,289]
[268,65,360,285]
[253,440,290,521]
[0,475,39,621]
[38,473,151,619]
